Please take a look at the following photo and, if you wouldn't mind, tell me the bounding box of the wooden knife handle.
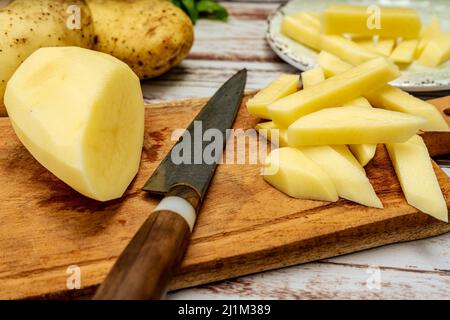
[93,186,200,300]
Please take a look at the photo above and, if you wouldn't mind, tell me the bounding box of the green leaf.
[180,0,199,23]
[196,0,228,21]
[169,0,228,23]
[170,0,182,8]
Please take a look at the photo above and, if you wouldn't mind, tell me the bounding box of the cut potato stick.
[301,145,382,208]
[263,147,338,202]
[301,67,325,88]
[318,51,450,132]
[281,16,379,65]
[349,144,377,167]
[287,106,426,146]
[417,32,450,67]
[256,111,376,167]
[357,38,395,57]
[281,16,321,51]
[317,50,351,77]
[386,135,448,222]
[268,57,399,127]
[320,35,379,65]
[292,11,321,30]
[343,97,372,108]
[417,15,442,57]
[246,74,299,119]
[333,144,366,173]
[366,86,450,132]
[390,40,418,64]
[342,96,378,167]
[255,121,289,147]
[322,4,422,39]
[302,66,377,167]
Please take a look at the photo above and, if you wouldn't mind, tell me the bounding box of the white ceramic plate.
[267,0,450,92]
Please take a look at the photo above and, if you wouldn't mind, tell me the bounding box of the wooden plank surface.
[0,95,449,300]
[169,260,450,300]
[141,1,294,104]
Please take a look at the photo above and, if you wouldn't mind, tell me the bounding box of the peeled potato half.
[5,47,144,201]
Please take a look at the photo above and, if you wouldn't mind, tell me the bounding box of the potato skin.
[0,0,193,116]
[86,0,194,79]
[0,0,94,116]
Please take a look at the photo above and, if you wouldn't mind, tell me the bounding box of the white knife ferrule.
[152,196,197,231]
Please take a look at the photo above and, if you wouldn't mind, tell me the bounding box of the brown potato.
[86,0,194,79]
[0,0,193,116]
[0,0,94,116]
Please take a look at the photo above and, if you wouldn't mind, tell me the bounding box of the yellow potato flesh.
[263,147,338,202]
[292,11,321,30]
[343,97,372,108]
[317,50,351,77]
[348,144,377,167]
[300,145,382,208]
[417,33,450,67]
[300,64,377,167]
[5,47,144,201]
[268,57,399,127]
[417,15,442,57]
[341,97,377,166]
[420,15,442,39]
[318,51,449,132]
[320,35,379,65]
[281,15,378,66]
[366,86,450,132]
[390,40,418,64]
[333,144,366,173]
[246,74,299,119]
[357,39,395,57]
[255,121,289,147]
[280,16,321,51]
[255,117,376,168]
[323,4,422,39]
[386,135,448,222]
[301,67,325,88]
[256,111,377,167]
[288,106,425,146]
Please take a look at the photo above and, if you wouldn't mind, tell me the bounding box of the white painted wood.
[141,59,297,103]
[147,0,450,299]
[189,3,279,62]
[443,167,450,177]
[324,233,450,272]
[169,259,450,300]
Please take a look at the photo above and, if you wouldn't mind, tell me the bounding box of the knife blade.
[94,69,247,300]
[143,68,247,197]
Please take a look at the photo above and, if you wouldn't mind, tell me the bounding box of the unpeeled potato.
[86,0,194,79]
[0,0,194,116]
[0,0,94,116]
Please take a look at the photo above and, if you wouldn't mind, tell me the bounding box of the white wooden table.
[141,1,450,300]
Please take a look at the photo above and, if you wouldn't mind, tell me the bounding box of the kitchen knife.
[94,69,247,300]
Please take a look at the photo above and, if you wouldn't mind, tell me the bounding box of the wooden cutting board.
[0,95,449,300]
